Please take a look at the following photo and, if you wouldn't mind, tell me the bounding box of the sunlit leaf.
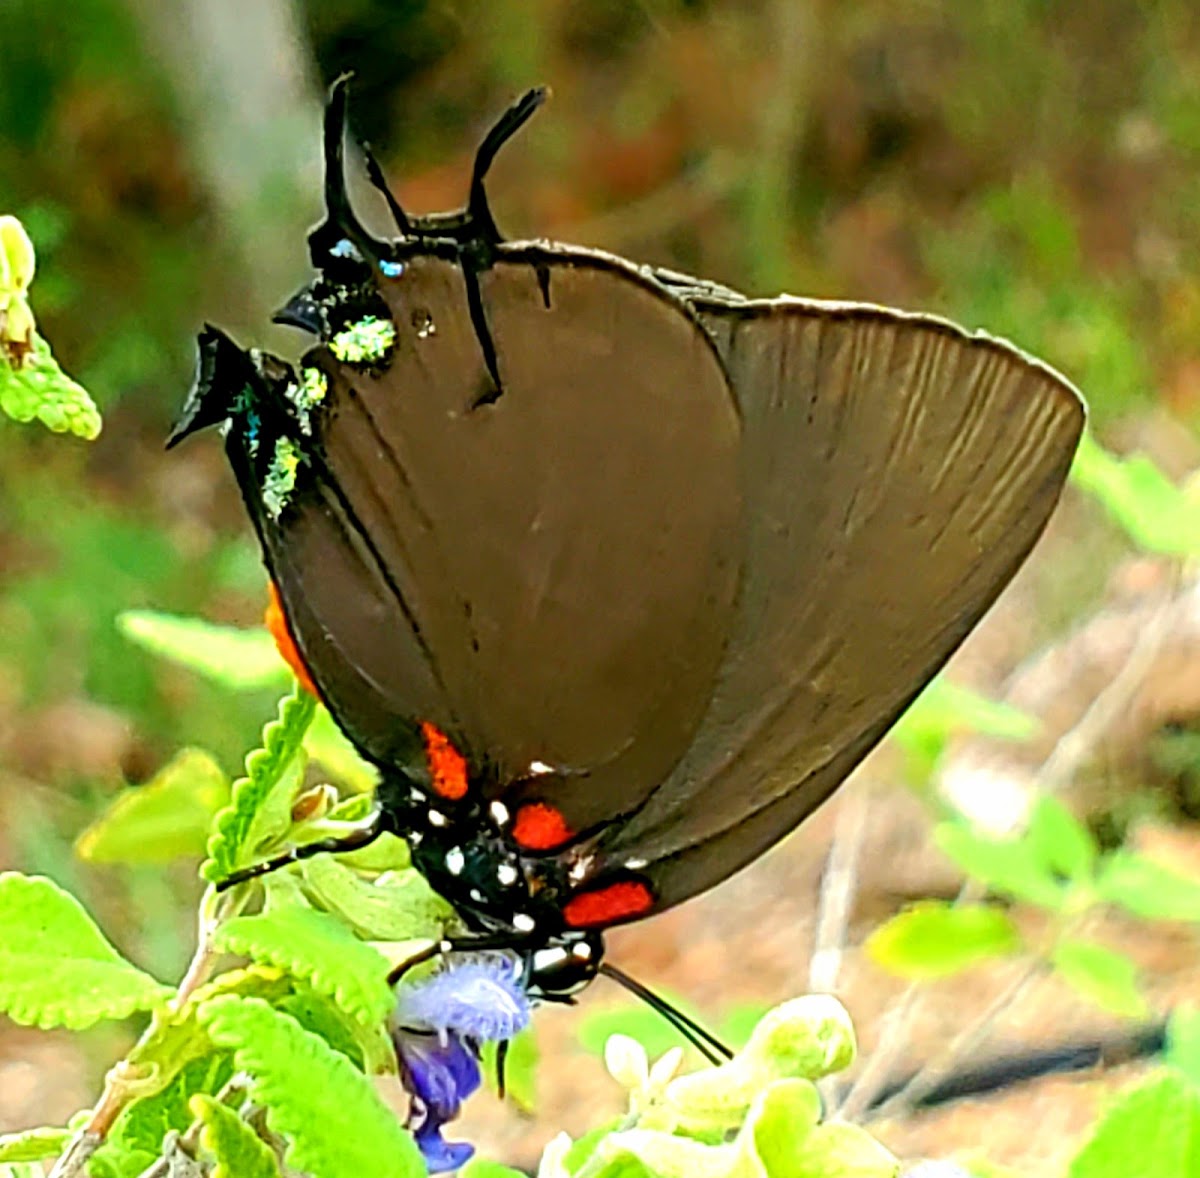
[1095,851,1200,922]
[191,1095,282,1178]
[198,997,423,1178]
[118,611,288,691]
[1070,1073,1200,1178]
[76,748,229,863]
[1052,939,1148,1018]
[866,902,1021,979]
[0,874,170,1029]
[1070,432,1200,556]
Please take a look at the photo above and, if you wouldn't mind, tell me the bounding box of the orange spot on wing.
[511,802,574,850]
[265,582,318,697]
[563,880,655,929]
[421,722,470,800]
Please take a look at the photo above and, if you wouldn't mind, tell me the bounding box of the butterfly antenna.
[362,142,412,236]
[311,74,381,262]
[467,86,548,243]
[215,811,388,891]
[599,962,733,1065]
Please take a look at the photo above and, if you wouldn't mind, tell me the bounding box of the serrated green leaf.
[1070,432,1200,557]
[1166,1007,1200,1087]
[90,1053,235,1178]
[214,906,394,1026]
[0,330,101,439]
[204,688,317,883]
[118,611,289,691]
[198,996,423,1178]
[934,822,1067,908]
[0,874,171,1029]
[1069,1072,1200,1178]
[1095,851,1200,921]
[122,966,294,1102]
[0,1126,70,1163]
[1052,939,1148,1018]
[276,983,398,1074]
[866,902,1021,980]
[1027,796,1096,882]
[302,858,453,942]
[481,1028,539,1113]
[76,749,230,864]
[191,1095,283,1178]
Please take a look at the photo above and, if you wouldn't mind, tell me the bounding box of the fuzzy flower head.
[393,954,532,1173]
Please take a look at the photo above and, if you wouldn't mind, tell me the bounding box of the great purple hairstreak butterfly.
[169,80,1085,1031]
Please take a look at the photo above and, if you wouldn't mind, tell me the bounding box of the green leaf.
[198,996,423,1178]
[1026,796,1097,883]
[276,983,397,1074]
[1070,431,1200,557]
[203,688,317,883]
[664,997,853,1134]
[1166,1007,1200,1087]
[214,906,394,1026]
[91,1054,235,1178]
[579,1000,707,1061]
[1052,939,1148,1018]
[589,1130,722,1178]
[300,859,452,942]
[481,1028,539,1113]
[191,1095,283,1178]
[1095,851,1200,921]
[1069,1073,1200,1178]
[305,706,379,794]
[0,330,101,439]
[76,749,230,864]
[118,611,289,692]
[0,1126,71,1164]
[892,681,1041,767]
[747,1081,897,1178]
[0,873,171,1028]
[935,822,1067,908]
[112,965,294,1114]
[462,1161,528,1178]
[866,902,1021,979]
[0,1164,50,1178]
[721,1004,773,1051]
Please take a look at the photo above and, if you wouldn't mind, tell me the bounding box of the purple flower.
[393,955,532,1173]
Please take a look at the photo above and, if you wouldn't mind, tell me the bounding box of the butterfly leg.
[215,808,390,891]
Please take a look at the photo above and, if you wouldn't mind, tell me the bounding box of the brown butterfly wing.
[582,296,1084,912]
[240,247,743,825]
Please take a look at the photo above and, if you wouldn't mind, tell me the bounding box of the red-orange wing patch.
[265,582,319,697]
[511,802,575,851]
[421,722,470,801]
[562,880,654,928]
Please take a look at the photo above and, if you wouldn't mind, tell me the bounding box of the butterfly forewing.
[582,298,1084,912]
